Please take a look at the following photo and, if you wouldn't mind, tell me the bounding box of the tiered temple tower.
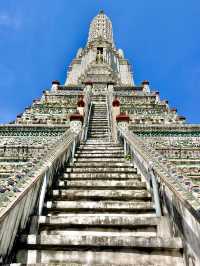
[0,11,200,266]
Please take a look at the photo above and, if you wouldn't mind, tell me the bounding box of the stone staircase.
[10,95,185,265]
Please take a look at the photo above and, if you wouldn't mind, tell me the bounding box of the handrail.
[117,127,161,216]
[80,90,90,141]
[106,94,112,142]
[116,126,200,216]
[83,101,92,141]
[106,91,115,142]
[0,128,82,262]
[116,126,200,263]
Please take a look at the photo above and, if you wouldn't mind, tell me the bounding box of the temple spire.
[87,11,115,47]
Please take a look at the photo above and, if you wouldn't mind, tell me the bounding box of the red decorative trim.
[84,80,93,85]
[171,108,177,112]
[116,113,130,122]
[142,80,150,85]
[77,99,85,107]
[177,115,186,120]
[70,113,84,123]
[112,97,120,107]
[107,82,115,86]
[52,80,60,85]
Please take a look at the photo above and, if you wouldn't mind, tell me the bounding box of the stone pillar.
[51,80,60,91]
[77,96,85,116]
[84,81,93,94]
[142,80,150,93]
[116,113,130,132]
[112,96,120,120]
[70,114,83,134]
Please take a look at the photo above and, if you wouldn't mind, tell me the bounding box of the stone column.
[84,81,93,94]
[116,113,130,132]
[70,114,84,134]
[77,96,85,116]
[142,80,150,93]
[51,80,60,91]
[112,96,120,120]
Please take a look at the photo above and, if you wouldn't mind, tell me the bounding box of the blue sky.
[0,0,200,123]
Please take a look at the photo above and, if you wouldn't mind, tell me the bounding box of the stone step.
[87,133,109,136]
[78,146,122,150]
[65,167,136,173]
[88,124,107,126]
[87,129,108,132]
[73,158,130,162]
[88,137,110,140]
[91,113,107,115]
[58,180,146,189]
[37,215,159,230]
[89,119,108,122]
[69,162,132,167]
[52,189,151,201]
[90,117,107,119]
[76,150,124,154]
[63,172,140,179]
[74,154,124,158]
[89,123,107,125]
[88,127,108,130]
[38,230,157,238]
[19,234,183,251]
[88,125,108,128]
[84,140,115,143]
[13,249,185,266]
[46,200,154,213]
[87,127,108,130]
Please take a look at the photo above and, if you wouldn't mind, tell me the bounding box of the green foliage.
[124,154,132,161]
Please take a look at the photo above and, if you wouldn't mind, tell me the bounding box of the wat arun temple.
[0,11,200,266]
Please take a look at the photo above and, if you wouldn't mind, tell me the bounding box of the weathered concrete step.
[38,215,159,229]
[65,167,136,173]
[88,130,108,133]
[58,180,146,189]
[12,250,185,266]
[38,230,157,238]
[89,122,108,124]
[69,162,132,167]
[52,189,151,201]
[87,134,109,137]
[46,200,154,213]
[91,115,107,117]
[76,144,123,148]
[90,115,108,119]
[88,126,108,129]
[74,157,126,162]
[84,142,119,145]
[76,150,124,154]
[74,154,124,158]
[90,117,108,119]
[19,234,183,250]
[78,146,123,150]
[88,128,108,130]
[63,172,140,179]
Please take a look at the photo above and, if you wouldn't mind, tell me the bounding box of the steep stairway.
[10,95,185,266]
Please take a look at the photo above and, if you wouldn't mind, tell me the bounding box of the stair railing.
[81,88,92,142]
[117,127,162,217]
[106,91,114,142]
[0,128,83,263]
[82,101,92,142]
[116,126,200,264]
